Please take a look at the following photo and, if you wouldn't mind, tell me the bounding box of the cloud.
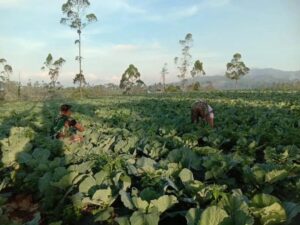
[0,37,45,51]
[171,5,200,19]
[144,0,231,21]
[112,44,139,52]
[68,41,173,85]
[17,71,48,85]
[84,42,161,58]
[196,51,222,59]
[208,0,231,7]
[149,42,161,49]
[0,0,24,8]
[93,0,145,15]
[52,30,76,40]
[84,47,108,58]
[111,75,120,83]
[116,1,145,14]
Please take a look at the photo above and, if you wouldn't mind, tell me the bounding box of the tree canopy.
[60,0,97,31]
[120,64,145,94]
[0,58,13,82]
[41,54,65,88]
[191,60,206,78]
[225,53,250,88]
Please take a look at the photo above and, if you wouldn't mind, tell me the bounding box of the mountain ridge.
[169,68,300,89]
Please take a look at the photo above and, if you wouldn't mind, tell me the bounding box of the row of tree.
[117,33,250,94]
[1,1,250,98]
[159,33,250,91]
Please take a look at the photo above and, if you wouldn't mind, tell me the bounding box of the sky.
[0,0,299,86]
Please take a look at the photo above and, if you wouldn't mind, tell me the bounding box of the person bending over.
[191,100,214,128]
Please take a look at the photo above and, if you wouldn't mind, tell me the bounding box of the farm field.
[0,91,300,225]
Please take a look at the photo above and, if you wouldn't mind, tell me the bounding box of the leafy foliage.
[119,64,146,94]
[174,33,194,85]
[225,53,250,88]
[0,91,300,224]
[73,72,86,86]
[0,58,13,82]
[41,54,65,88]
[60,0,97,30]
[191,60,206,78]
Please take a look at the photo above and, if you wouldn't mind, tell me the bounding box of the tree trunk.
[235,79,238,89]
[192,76,195,91]
[18,73,21,100]
[78,30,82,75]
[80,81,82,98]
[78,29,83,98]
[162,74,165,92]
[181,79,185,92]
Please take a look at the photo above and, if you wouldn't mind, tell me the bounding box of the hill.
[180,68,300,89]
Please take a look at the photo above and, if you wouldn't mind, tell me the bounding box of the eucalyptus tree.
[0,58,13,82]
[191,60,205,77]
[225,53,250,88]
[174,33,193,89]
[119,64,145,94]
[161,63,168,92]
[0,58,13,99]
[41,54,66,88]
[191,59,206,85]
[60,0,97,97]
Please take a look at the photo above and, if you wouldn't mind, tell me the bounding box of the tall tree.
[191,60,205,77]
[41,54,66,88]
[191,59,206,86]
[225,53,250,88]
[0,58,13,82]
[161,63,168,92]
[60,0,97,97]
[119,64,145,94]
[174,33,193,89]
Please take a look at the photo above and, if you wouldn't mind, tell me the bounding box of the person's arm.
[75,123,84,132]
[206,112,214,128]
[191,108,197,123]
[207,117,214,128]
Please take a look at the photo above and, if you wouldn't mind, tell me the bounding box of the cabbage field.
[0,91,300,225]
